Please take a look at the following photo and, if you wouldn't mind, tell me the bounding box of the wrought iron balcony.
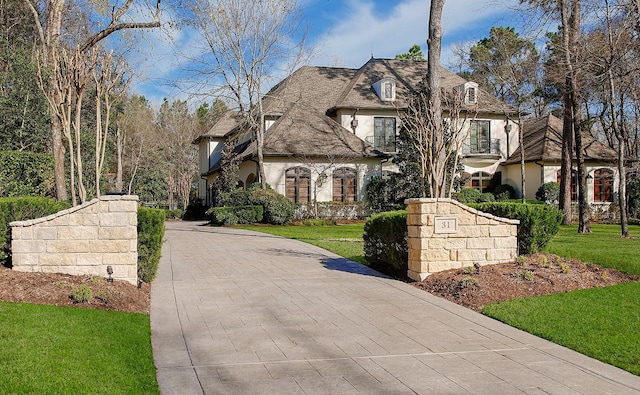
[365,135,397,153]
[462,138,501,157]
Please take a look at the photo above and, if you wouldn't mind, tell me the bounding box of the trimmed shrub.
[452,188,481,204]
[471,202,563,254]
[363,210,408,276]
[164,209,183,219]
[478,192,495,202]
[0,197,70,267]
[251,189,295,225]
[206,205,264,226]
[536,182,560,205]
[493,184,516,201]
[137,207,165,283]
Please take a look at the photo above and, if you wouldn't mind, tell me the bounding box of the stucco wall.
[406,198,519,281]
[10,195,139,285]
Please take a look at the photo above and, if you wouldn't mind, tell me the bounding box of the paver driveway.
[151,221,640,394]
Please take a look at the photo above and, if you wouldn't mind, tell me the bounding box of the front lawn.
[237,223,366,264]
[483,282,640,375]
[545,224,640,275]
[0,302,158,394]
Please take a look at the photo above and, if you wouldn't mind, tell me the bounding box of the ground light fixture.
[106,265,114,283]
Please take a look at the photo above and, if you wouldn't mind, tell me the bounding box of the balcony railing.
[365,135,397,153]
[462,138,501,157]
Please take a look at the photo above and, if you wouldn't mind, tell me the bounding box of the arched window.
[246,173,256,187]
[471,172,492,192]
[285,167,310,203]
[594,168,613,202]
[556,170,577,201]
[333,168,357,202]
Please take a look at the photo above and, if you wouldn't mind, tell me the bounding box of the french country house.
[194,58,617,207]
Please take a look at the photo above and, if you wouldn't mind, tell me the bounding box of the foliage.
[0,151,55,197]
[627,178,640,219]
[364,175,406,213]
[478,192,495,202]
[0,301,158,394]
[363,211,408,275]
[0,197,71,267]
[302,218,337,226]
[137,207,166,283]
[0,38,49,152]
[471,202,563,254]
[452,188,481,203]
[493,184,516,201]
[206,205,263,226]
[483,282,640,376]
[251,188,295,225]
[211,145,243,207]
[395,44,425,61]
[465,26,542,113]
[535,182,560,205]
[71,285,92,303]
[164,209,183,219]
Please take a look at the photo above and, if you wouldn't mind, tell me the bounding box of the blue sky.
[131,0,521,108]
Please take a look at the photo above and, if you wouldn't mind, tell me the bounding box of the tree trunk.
[51,115,68,201]
[116,124,123,192]
[519,117,526,203]
[427,0,446,198]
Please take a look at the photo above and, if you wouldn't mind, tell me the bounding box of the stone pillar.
[10,195,139,285]
[406,198,519,281]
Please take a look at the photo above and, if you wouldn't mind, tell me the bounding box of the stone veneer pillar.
[406,198,519,281]
[10,195,139,285]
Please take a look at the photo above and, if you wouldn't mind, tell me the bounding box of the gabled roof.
[503,114,618,164]
[330,58,516,114]
[192,110,241,143]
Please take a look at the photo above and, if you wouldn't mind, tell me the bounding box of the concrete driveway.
[151,220,640,394]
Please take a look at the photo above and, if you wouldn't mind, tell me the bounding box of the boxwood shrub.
[206,205,264,226]
[137,207,165,283]
[363,210,408,276]
[251,189,295,225]
[470,202,563,255]
[1,197,71,267]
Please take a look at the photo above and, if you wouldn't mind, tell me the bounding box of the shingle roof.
[242,103,382,159]
[331,58,517,114]
[503,114,618,164]
[192,110,241,143]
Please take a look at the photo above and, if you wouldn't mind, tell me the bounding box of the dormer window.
[460,81,479,105]
[373,77,396,102]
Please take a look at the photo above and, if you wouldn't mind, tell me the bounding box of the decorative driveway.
[151,221,640,394]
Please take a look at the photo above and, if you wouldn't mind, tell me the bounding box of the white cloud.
[309,0,519,68]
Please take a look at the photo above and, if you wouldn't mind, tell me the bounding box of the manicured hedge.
[0,197,71,266]
[363,210,408,275]
[137,207,165,283]
[470,202,563,254]
[206,205,264,226]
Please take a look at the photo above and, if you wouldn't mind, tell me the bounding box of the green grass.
[544,224,640,274]
[0,302,158,394]
[237,223,366,264]
[483,282,640,375]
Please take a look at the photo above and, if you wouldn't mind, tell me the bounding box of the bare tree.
[187,0,306,189]
[94,50,131,197]
[24,0,161,201]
